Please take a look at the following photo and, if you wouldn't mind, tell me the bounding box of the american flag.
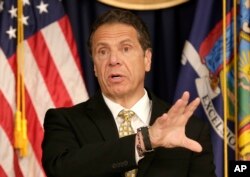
[0,0,88,176]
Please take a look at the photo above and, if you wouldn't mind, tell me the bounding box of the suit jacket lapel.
[86,91,119,141]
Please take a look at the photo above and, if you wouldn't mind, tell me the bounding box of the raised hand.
[149,91,202,152]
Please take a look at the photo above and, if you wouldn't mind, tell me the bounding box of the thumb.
[182,138,203,153]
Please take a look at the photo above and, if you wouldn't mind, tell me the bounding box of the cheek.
[93,60,106,77]
[131,63,146,78]
[129,58,144,72]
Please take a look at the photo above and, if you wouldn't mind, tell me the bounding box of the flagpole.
[233,0,239,161]
[222,0,228,177]
[15,0,23,151]
[15,0,28,157]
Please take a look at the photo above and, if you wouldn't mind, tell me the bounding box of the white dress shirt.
[102,89,152,163]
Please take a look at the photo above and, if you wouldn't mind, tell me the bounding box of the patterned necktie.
[118,110,137,177]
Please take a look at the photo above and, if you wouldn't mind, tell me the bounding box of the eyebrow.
[95,42,108,48]
[95,38,135,48]
[120,39,134,45]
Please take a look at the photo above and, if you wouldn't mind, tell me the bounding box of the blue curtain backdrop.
[62,0,197,103]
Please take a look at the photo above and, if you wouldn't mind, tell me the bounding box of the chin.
[110,88,128,97]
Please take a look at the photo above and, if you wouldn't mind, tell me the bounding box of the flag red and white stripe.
[0,0,89,176]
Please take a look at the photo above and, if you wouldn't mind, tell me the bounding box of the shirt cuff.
[135,145,144,164]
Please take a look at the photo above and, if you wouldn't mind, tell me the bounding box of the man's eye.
[124,47,129,52]
[123,46,130,52]
[99,49,107,55]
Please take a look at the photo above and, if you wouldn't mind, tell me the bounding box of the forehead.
[92,23,139,45]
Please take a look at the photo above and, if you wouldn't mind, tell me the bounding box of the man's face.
[92,23,152,101]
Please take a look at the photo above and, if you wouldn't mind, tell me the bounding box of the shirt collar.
[102,89,151,125]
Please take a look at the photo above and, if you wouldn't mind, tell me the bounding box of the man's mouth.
[109,74,124,82]
[111,74,121,78]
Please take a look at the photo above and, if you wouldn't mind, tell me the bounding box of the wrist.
[136,126,154,156]
[148,127,160,148]
[136,131,145,157]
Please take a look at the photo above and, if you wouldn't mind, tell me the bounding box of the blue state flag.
[174,1,235,177]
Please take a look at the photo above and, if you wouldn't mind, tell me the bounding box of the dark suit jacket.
[42,91,216,177]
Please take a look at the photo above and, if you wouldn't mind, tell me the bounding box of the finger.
[167,100,184,118]
[181,91,190,102]
[184,97,200,118]
[176,97,200,126]
[155,113,168,126]
[182,138,202,153]
[167,92,190,118]
[177,92,190,115]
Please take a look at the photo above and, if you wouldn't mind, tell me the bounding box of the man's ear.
[144,49,152,72]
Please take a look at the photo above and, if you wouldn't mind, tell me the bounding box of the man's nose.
[109,50,120,66]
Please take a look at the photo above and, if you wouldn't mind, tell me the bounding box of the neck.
[104,89,145,109]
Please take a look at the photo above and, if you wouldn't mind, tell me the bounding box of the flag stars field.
[4,0,51,41]
[8,5,17,18]
[23,0,30,6]
[36,1,49,14]
[20,14,29,26]
[6,26,16,39]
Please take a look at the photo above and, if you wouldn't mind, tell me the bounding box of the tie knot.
[118,110,135,122]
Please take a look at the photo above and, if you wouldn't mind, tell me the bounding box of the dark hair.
[87,9,152,56]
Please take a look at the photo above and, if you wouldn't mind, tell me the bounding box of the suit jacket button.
[122,161,128,167]
[112,163,117,168]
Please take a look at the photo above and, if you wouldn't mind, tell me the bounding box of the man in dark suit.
[42,9,216,177]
